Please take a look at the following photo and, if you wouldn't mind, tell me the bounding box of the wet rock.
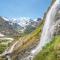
[50,20,60,36]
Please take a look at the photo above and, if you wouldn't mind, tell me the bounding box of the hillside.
[10,19,44,60]
[33,35,60,60]
[0,16,19,37]
[0,16,41,37]
[0,19,44,60]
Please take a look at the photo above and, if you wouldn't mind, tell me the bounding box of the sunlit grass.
[0,44,7,54]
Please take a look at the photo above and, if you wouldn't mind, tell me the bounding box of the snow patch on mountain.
[1,16,41,28]
[2,17,9,21]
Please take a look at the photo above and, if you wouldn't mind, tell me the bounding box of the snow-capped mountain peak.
[1,17,41,27]
[2,17,9,21]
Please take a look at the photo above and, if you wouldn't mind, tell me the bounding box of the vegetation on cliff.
[33,35,60,60]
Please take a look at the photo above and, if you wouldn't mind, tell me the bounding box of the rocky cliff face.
[50,10,60,36]
[51,20,60,36]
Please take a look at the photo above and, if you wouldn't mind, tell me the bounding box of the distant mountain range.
[0,16,19,37]
[0,16,41,37]
[2,17,41,27]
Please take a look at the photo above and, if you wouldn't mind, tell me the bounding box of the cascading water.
[20,0,60,60]
[30,0,60,57]
[6,56,11,60]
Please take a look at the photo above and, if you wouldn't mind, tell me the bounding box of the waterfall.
[31,0,60,56]
[6,55,11,60]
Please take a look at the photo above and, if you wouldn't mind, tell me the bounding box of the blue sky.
[0,0,51,19]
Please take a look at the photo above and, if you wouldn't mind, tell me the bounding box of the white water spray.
[31,0,60,56]
[6,56,11,60]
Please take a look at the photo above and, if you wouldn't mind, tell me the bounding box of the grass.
[33,35,60,60]
[0,44,7,54]
[0,39,11,54]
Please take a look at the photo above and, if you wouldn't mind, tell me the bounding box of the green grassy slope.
[33,35,60,60]
[0,44,7,54]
